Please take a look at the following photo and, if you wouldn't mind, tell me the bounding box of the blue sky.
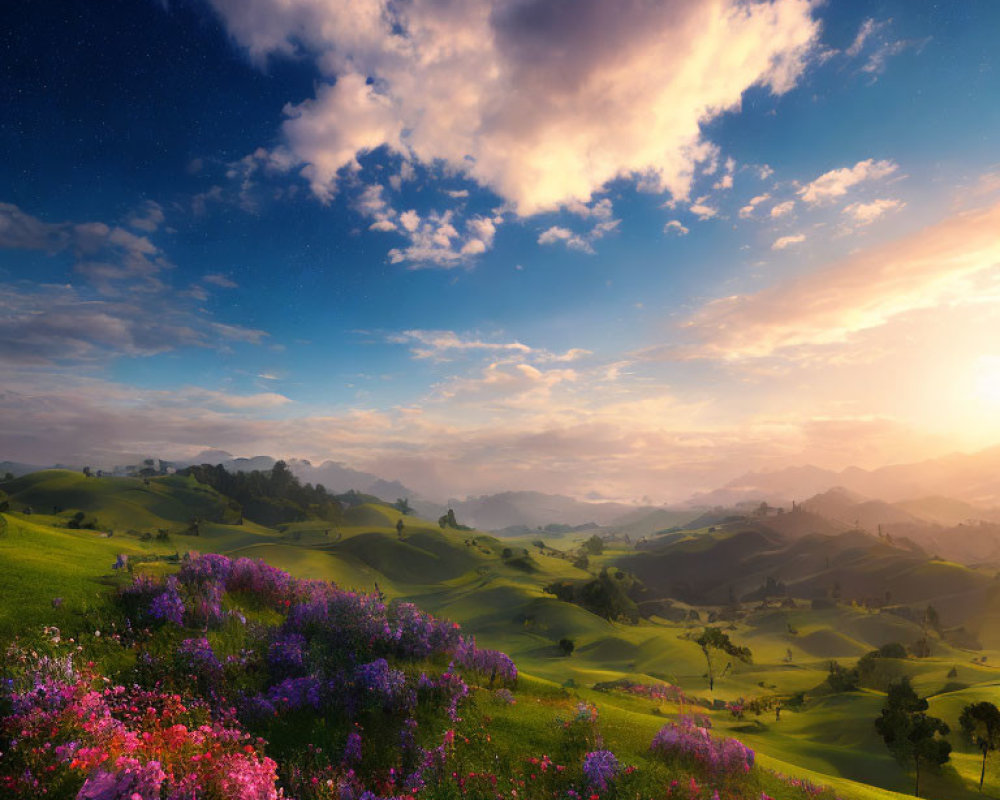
[2,0,1000,502]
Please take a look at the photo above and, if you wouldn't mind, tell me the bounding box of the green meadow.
[3,469,1000,799]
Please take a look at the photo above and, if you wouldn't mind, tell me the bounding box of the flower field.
[0,553,843,800]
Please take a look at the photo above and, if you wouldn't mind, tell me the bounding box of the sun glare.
[973,355,1000,406]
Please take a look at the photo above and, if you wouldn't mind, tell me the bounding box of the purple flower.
[343,731,362,764]
[268,633,308,677]
[149,577,185,626]
[582,750,620,792]
[355,659,407,710]
[651,716,755,774]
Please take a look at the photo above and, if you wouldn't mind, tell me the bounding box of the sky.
[2,0,1000,503]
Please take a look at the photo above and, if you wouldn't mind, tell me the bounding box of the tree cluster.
[545,568,644,622]
[180,461,343,527]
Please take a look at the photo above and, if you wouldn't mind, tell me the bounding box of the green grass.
[6,470,1000,799]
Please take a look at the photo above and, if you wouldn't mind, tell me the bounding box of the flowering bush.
[582,750,620,791]
[0,656,279,799]
[651,715,755,775]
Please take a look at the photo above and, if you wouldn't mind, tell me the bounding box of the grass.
[5,470,1000,798]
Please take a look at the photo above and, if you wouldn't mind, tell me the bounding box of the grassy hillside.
[1,469,232,532]
[5,471,1000,799]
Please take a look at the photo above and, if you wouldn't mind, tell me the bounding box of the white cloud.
[713,174,734,191]
[358,190,499,267]
[799,158,898,204]
[386,209,499,267]
[389,329,533,361]
[399,210,421,233]
[772,233,805,250]
[689,196,718,220]
[770,200,795,218]
[664,220,689,236]
[208,0,820,215]
[739,193,770,218]
[538,225,593,254]
[538,217,618,254]
[565,198,615,220]
[842,198,905,225]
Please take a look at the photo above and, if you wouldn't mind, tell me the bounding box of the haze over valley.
[3,2,1000,799]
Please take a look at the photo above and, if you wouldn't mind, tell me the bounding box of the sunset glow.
[1,1,999,503]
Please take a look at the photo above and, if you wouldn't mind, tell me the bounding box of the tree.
[394,498,412,515]
[874,677,951,797]
[558,638,575,656]
[582,534,604,555]
[270,460,294,495]
[695,627,752,692]
[960,701,1000,792]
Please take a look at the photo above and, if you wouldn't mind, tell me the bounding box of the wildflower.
[582,750,620,792]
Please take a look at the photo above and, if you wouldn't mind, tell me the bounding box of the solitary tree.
[874,677,951,797]
[394,498,412,515]
[960,701,1000,792]
[582,534,604,555]
[695,627,752,692]
[558,638,575,656]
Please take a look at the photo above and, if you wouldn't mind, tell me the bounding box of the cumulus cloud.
[386,209,503,267]
[675,201,1000,359]
[799,158,898,204]
[664,220,689,236]
[843,197,905,225]
[772,233,805,250]
[353,185,502,267]
[207,0,821,215]
[739,193,771,218]
[537,215,620,254]
[689,196,718,220]
[770,200,795,218]
[538,226,592,254]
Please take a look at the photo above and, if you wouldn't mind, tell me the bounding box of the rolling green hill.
[5,470,1000,799]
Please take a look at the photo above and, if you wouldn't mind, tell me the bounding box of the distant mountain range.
[8,442,1000,533]
[442,491,656,531]
[687,445,1000,509]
